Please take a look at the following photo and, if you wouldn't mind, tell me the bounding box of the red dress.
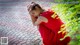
[39,10,70,45]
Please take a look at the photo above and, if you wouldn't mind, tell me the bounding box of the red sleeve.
[40,10,54,20]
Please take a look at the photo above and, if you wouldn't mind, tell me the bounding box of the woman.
[28,2,71,45]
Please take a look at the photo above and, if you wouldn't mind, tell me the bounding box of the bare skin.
[29,6,48,26]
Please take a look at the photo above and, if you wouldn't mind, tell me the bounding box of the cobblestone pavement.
[0,1,53,45]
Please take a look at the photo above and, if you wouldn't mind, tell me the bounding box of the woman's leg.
[39,25,55,45]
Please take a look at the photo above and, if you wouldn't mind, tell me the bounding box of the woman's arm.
[34,16,48,26]
[30,15,37,25]
[30,13,48,26]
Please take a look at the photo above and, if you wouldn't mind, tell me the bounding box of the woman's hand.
[34,16,48,26]
[30,14,37,25]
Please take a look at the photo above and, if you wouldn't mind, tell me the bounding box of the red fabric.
[39,10,71,45]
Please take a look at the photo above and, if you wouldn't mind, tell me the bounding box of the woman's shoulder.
[40,9,54,16]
